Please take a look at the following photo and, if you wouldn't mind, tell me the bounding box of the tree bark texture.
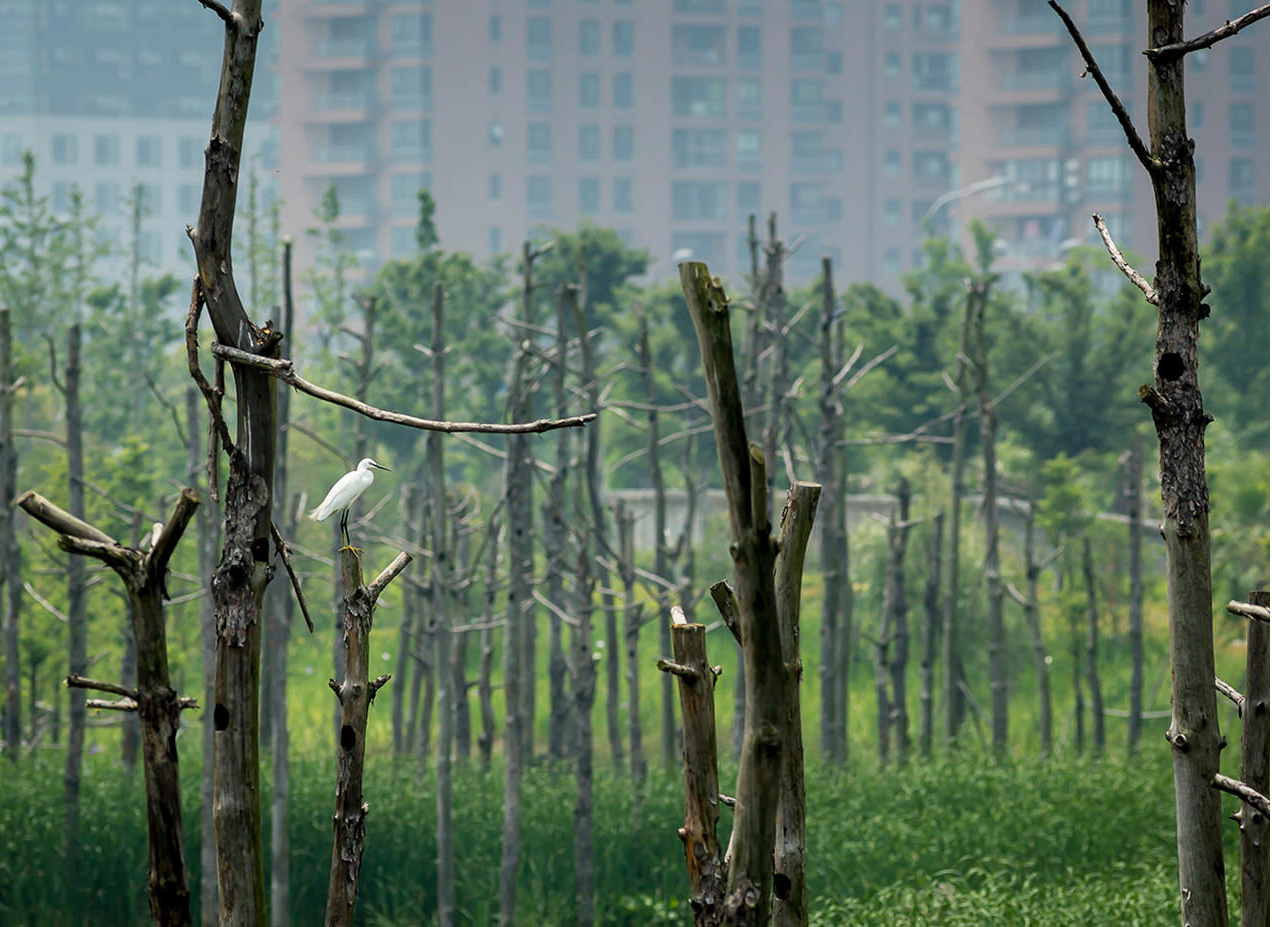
[681,261,785,926]
[1022,507,1052,755]
[663,616,725,926]
[816,257,850,766]
[545,285,572,762]
[772,483,820,927]
[186,3,273,922]
[18,489,199,927]
[617,501,647,783]
[1238,590,1269,927]
[1082,538,1106,755]
[919,511,942,757]
[476,515,500,773]
[325,548,408,927]
[571,546,597,927]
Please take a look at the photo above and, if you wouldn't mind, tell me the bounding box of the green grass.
[0,747,1246,926]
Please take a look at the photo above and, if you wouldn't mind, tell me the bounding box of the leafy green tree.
[1199,202,1269,448]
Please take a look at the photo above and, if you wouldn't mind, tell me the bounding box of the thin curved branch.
[1147,5,1270,60]
[1093,214,1159,304]
[194,0,233,26]
[1049,0,1157,172]
[210,342,596,434]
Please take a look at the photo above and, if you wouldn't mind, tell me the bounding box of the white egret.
[310,457,391,547]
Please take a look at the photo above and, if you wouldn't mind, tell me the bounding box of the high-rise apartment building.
[0,0,278,283]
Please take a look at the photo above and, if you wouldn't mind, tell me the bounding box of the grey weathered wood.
[2,308,22,760]
[616,500,647,783]
[325,548,409,927]
[1021,506,1052,755]
[773,483,820,927]
[1082,538,1106,755]
[545,284,573,761]
[886,482,912,762]
[62,323,88,894]
[919,511,942,757]
[943,294,974,748]
[19,489,199,926]
[570,545,597,927]
[1126,436,1144,755]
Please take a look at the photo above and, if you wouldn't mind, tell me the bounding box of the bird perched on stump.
[310,457,391,549]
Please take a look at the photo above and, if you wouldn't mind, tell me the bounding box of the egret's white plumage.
[311,457,390,544]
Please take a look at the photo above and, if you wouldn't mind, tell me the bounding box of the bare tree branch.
[1093,214,1159,304]
[271,521,315,634]
[1049,0,1158,172]
[1147,5,1270,60]
[1215,676,1246,715]
[1227,599,1270,623]
[66,674,138,699]
[210,342,596,435]
[1212,772,1270,818]
[194,0,234,26]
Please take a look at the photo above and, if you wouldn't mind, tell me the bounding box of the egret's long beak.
[372,462,391,471]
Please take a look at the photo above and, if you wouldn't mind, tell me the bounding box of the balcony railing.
[999,126,1071,147]
[315,38,372,59]
[316,90,372,111]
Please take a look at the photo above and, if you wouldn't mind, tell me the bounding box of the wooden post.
[1238,589,1269,927]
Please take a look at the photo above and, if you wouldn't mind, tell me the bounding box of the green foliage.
[1200,201,1270,448]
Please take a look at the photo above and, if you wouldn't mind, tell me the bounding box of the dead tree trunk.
[427,282,456,927]
[971,279,1008,754]
[1069,579,1085,755]
[571,545,597,927]
[325,548,409,927]
[616,500,646,783]
[772,484,820,927]
[942,294,974,748]
[886,482,913,763]
[399,487,423,756]
[1049,1,1268,921]
[1237,590,1269,927]
[186,4,273,921]
[269,236,296,927]
[19,490,200,927]
[62,323,88,890]
[1082,538,1106,755]
[1125,435,1145,755]
[639,313,677,770]
[872,583,891,766]
[545,284,572,762]
[449,519,472,764]
[919,511,942,757]
[2,307,21,759]
[476,515,500,774]
[816,257,849,765]
[680,260,802,925]
[1015,505,1052,756]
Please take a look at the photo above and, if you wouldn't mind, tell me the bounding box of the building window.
[489,15,501,41]
[884,198,901,225]
[94,134,120,166]
[95,182,119,213]
[884,101,902,126]
[1229,157,1254,193]
[391,120,431,162]
[672,77,727,117]
[579,72,601,108]
[1230,102,1255,147]
[673,25,727,66]
[527,17,552,59]
[614,20,634,57]
[791,79,827,122]
[673,128,728,167]
[489,173,502,200]
[53,133,78,165]
[913,53,956,91]
[489,67,502,94]
[614,177,633,214]
[489,121,504,147]
[391,66,432,110]
[179,137,201,169]
[391,172,430,215]
[137,135,162,166]
[738,26,761,68]
[737,77,762,120]
[579,19,601,55]
[392,226,416,258]
[528,69,552,112]
[737,181,760,213]
[736,130,761,169]
[672,181,728,220]
[179,184,200,214]
[614,73,634,108]
[790,182,822,222]
[390,13,431,54]
[579,177,600,215]
[528,122,552,163]
[884,149,901,175]
[884,3,902,27]
[528,174,553,218]
[489,227,502,253]
[578,124,602,160]
[790,27,822,71]
[1087,155,1131,198]
[884,248,901,274]
[1230,47,1254,92]
[614,125,635,160]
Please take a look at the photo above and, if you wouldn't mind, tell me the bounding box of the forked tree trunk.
[1082,538,1105,755]
[919,511,942,757]
[18,490,200,927]
[325,548,409,927]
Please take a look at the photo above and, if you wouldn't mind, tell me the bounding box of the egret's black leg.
[340,510,350,547]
